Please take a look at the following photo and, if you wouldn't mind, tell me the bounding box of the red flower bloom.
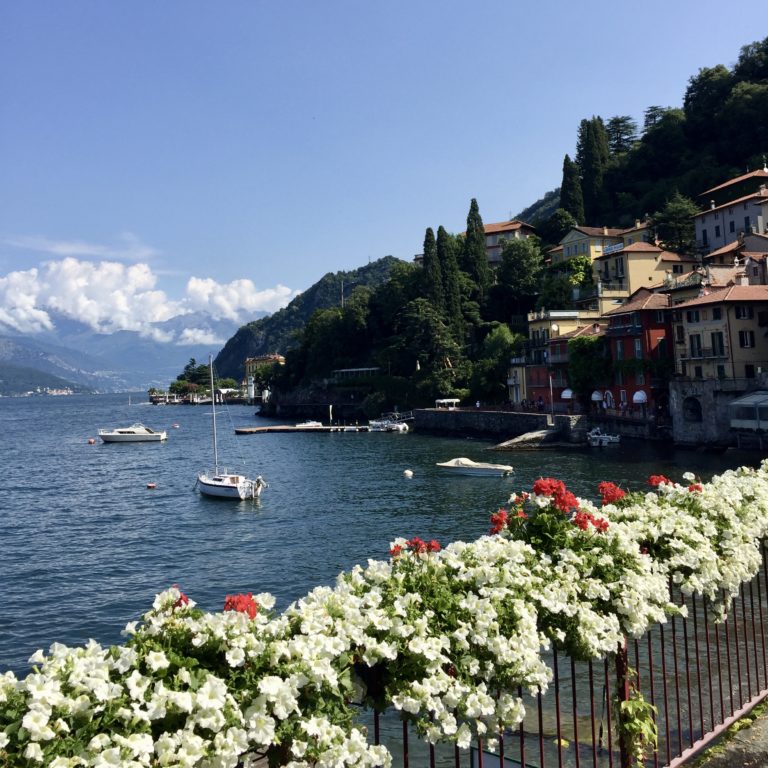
[390,544,403,558]
[597,481,626,506]
[490,508,508,535]
[532,478,580,513]
[688,483,703,493]
[428,540,441,552]
[515,509,528,519]
[648,474,671,488]
[171,585,189,610]
[223,592,259,619]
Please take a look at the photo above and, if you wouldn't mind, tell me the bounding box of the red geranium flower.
[490,508,508,535]
[648,474,671,488]
[688,483,703,493]
[597,481,626,506]
[171,585,189,610]
[390,544,403,558]
[223,592,259,619]
[532,478,580,513]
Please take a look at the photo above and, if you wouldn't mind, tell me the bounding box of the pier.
[234,424,369,434]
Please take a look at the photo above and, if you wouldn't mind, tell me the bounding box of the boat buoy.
[404,469,414,478]
[172,424,180,429]
[147,483,157,489]
[87,438,96,445]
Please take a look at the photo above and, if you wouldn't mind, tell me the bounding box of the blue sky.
[0,0,757,339]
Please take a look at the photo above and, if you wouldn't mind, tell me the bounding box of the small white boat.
[296,420,323,428]
[369,419,409,433]
[587,428,621,447]
[436,457,514,476]
[98,423,167,443]
[197,356,267,500]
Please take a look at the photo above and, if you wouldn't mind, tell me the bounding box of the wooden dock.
[234,425,369,435]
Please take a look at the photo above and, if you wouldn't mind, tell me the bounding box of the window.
[690,334,702,357]
[694,366,703,378]
[715,225,721,238]
[713,307,722,320]
[616,258,625,277]
[654,310,665,323]
[711,331,725,356]
[746,364,756,379]
[730,221,735,233]
[745,216,751,232]
[615,340,624,360]
[702,230,709,245]
[636,370,645,385]
[740,329,756,348]
[620,390,627,404]
[754,267,759,277]
[676,325,685,343]
[686,310,700,323]
[735,306,754,319]
[673,264,684,274]
[717,365,726,379]
[634,338,643,359]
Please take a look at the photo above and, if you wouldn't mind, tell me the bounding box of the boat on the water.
[98,423,167,443]
[197,356,266,500]
[296,420,323,428]
[436,457,514,476]
[369,419,409,433]
[587,427,621,447]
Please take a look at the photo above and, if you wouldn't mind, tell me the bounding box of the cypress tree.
[580,117,610,223]
[437,225,463,340]
[461,198,491,301]
[422,227,445,314]
[559,154,585,223]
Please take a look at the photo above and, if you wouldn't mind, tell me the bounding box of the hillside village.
[499,166,768,448]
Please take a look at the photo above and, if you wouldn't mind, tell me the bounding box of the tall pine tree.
[559,154,585,223]
[576,117,610,223]
[421,227,445,314]
[437,225,464,342]
[461,198,491,302]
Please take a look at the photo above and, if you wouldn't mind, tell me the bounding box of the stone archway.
[683,396,703,422]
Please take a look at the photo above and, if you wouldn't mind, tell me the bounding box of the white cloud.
[0,254,298,341]
[5,232,160,262]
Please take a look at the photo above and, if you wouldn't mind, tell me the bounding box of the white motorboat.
[296,420,323,428]
[369,419,409,433]
[197,356,267,500]
[98,423,167,443]
[587,428,621,447]
[436,457,514,476]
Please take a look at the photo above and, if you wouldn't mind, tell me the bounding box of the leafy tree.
[461,198,491,302]
[397,298,461,379]
[537,273,574,309]
[720,81,768,164]
[576,117,610,222]
[559,155,585,223]
[437,225,464,341]
[567,336,612,408]
[469,324,523,403]
[606,115,638,155]
[642,106,671,133]
[536,208,577,249]
[683,65,733,150]
[651,191,699,255]
[421,227,445,314]
[497,237,544,314]
[733,36,768,82]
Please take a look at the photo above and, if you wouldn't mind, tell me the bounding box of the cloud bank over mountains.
[0,254,299,344]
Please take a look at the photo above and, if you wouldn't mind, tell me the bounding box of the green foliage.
[421,227,445,315]
[535,208,577,249]
[617,669,658,764]
[606,115,638,155]
[461,198,492,302]
[0,363,91,396]
[651,191,699,255]
[568,336,612,401]
[559,154,584,223]
[437,225,464,342]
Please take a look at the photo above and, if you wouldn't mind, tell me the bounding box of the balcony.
[548,352,569,364]
[678,346,729,360]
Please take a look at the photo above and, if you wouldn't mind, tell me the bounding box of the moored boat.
[98,423,167,443]
[587,428,621,447]
[436,457,514,476]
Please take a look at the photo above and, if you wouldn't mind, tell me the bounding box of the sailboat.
[196,356,266,500]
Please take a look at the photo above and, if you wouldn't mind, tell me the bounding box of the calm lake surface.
[0,393,761,674]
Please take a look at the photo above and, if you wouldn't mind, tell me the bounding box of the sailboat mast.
[209,355,219,474]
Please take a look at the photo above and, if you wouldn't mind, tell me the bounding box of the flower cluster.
[3,463,768,767]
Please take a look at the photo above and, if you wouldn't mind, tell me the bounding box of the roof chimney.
[603,225,608,235]
[710,200,716,210]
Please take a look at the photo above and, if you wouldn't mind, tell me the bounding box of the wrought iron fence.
[364,543,768,768]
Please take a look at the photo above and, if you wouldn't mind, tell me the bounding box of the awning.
[591,390,603,402]
[632,391,648,404]
[561,388,573,400]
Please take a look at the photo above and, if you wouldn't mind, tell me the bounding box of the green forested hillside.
[215,257,402,378]
[0,363,92,396]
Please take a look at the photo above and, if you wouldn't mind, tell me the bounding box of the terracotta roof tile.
[675,284,768,308]
[604,288,669,315]
[482,219,535,235]
[694,188,768,218]
[699,169,768,196]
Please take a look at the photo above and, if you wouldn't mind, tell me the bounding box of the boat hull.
[98,425,167,442]
[197,472,265,500]
[436,458,513,477]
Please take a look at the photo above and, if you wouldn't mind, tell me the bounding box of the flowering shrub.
[3,462,768,766]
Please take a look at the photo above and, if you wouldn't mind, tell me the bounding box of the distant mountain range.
[0,310,266,395]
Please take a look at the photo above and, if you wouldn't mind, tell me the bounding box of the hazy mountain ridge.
[215,257,403,378]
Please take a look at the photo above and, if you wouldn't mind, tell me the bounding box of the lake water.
[0,393,759,675]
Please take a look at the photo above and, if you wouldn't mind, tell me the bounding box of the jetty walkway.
[234,424,369,435]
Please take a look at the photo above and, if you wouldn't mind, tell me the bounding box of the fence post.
[615,639,632,768]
